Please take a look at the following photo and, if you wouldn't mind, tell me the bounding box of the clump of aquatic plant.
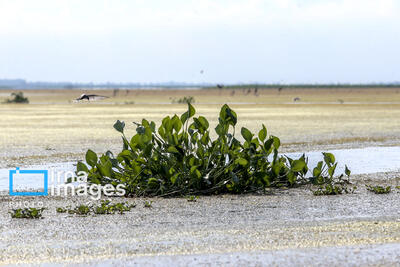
[93,200,135,214]
[312,164,356,195]
[172,96,195,104]
[56,207,67,213]
[58,201,136,215]
[144,200,153,208]
[68,204,91,215]
[78,103,350,197]
[366,185,391,194]
[10,208,45,219]
[187,195,198,202]
[4,92,29,104]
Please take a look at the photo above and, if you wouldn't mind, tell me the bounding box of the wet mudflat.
[0,171,399,266]
[1,89,400,266]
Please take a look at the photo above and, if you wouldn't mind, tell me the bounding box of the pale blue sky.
[0,0,399,84]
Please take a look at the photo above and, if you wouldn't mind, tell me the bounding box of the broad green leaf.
[188,103,195,117]
[264,138,274,151]
[167,146,179,153]
[258,124,267,141]
[113,120,125,133]
[170,173,179,184]
[241,127,253,142]
[291,160,305,172]
[288,172,296,185]
[272,136,280,149]
[313,167,321,177]
[190,166,201,179]
[323,152,335,165]
[98,159,112,177]
[197,116,209,129]
[219,104,237,126]
[171,115,182,132]
[180,112,188,125]
[328,163,337,177]
[85,149,98,167]
[76,161,89,173]
[236,157,248,166]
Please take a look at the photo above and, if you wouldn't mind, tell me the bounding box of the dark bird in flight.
[293,97,301,102]
[216,84,224,89]
[76,94,109,101]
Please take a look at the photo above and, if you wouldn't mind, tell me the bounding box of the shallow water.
[0,146,399,191]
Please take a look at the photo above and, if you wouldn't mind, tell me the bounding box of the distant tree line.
[0,79,399,90]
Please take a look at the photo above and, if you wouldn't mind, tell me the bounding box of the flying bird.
[76,94,109,101]
[216,84,224,89]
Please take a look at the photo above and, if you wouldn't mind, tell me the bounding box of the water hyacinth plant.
[10,208,45,219]
[77,104,350,197]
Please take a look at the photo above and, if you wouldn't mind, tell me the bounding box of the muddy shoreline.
[1,171,399,266]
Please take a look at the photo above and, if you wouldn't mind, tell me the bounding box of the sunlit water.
[1,146,399,191]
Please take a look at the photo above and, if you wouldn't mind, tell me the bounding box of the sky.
[0,0,399,84]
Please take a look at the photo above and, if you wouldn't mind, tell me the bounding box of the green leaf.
[272,136,280,149]
[235,157,248,166]
[180,112,188,125]
[188,103,195,117]
[291,160,305,172]
[313,167,321,177]
[272,162,281,176]
[190,166,201,179]
[288,172,296,185]
[328,163,337,177]
[171,115,182,132]
[258,124,267,142]
[98,159,112,177]
[219,104,237,126]
[323,152,335,165]
[264,138,274,151]
[241,127,253,142]
[167,146,179,153]
[113,120,125,133]
[170,173,179,184]
[345,165,351,176]
[197,116,209,129]
[180,103,196,124]
[76,161,89,173]
[85,150,98,167]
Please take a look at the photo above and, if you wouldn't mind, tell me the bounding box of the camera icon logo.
[9,167,48,196]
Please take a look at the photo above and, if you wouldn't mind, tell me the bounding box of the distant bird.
[216,84,224,89]
[200,70,204,74]
[293,97,301,102]
[278,87,283,92]
[76,94,109,101]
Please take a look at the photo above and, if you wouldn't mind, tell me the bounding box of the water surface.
[1,146,399,191]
